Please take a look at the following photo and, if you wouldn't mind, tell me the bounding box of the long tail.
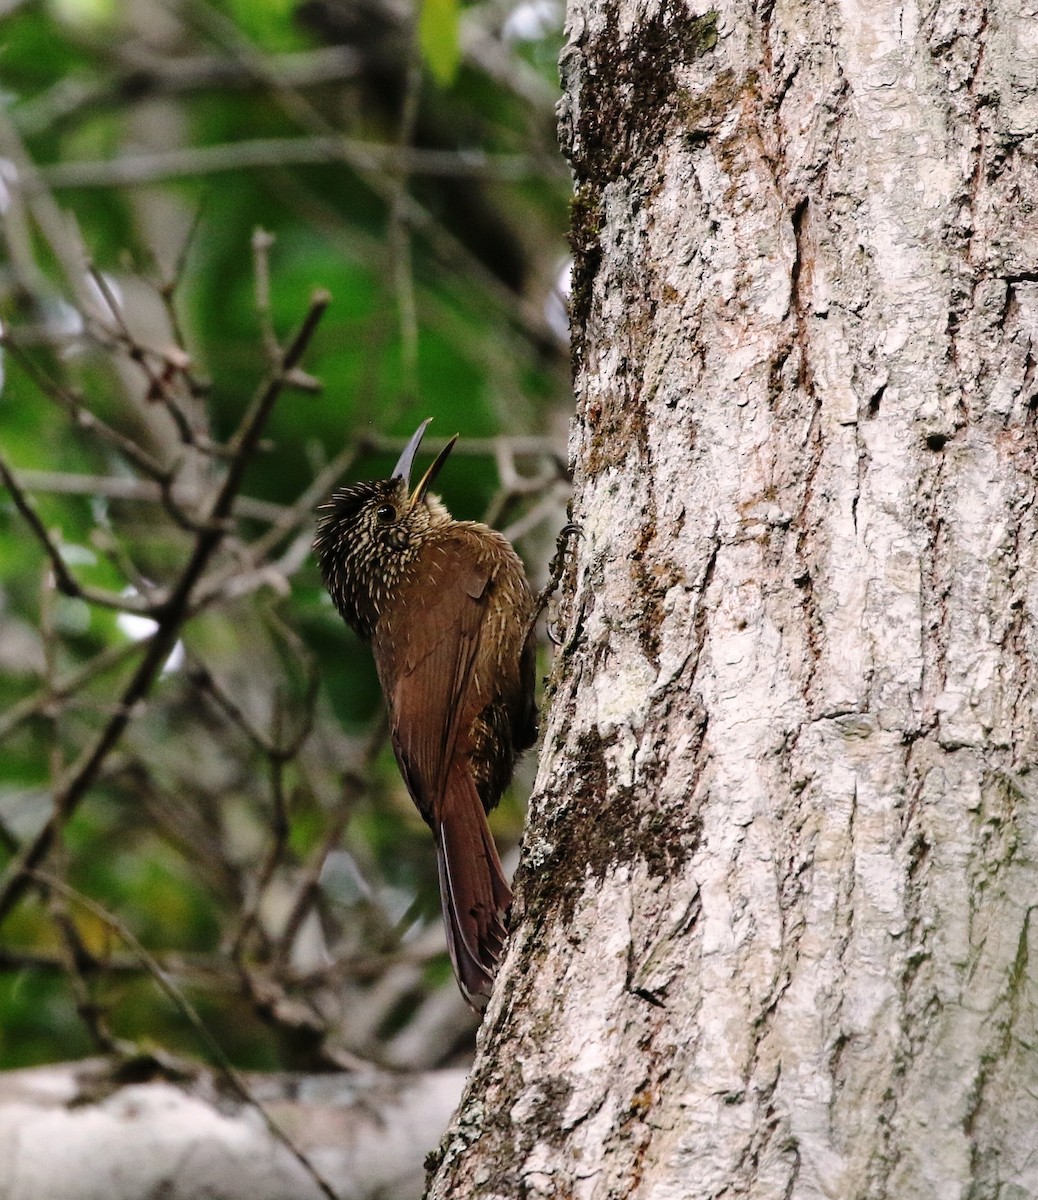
[435,761,512,1009]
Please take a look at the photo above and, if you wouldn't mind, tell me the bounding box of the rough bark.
[0,1060,464,1200]
[427,1,1038,1197]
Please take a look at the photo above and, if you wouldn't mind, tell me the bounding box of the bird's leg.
[530,520,582,644]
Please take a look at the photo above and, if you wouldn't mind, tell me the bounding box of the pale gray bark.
[428,1,1038,1197]
[0,1060,464,1200]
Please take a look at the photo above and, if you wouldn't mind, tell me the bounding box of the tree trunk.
[427,1,1038,1196]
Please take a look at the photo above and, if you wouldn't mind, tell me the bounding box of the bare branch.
[15,46,362,137]
[192,439,358,608]
[251,227,279,363]
[0,291,330,926]
[388,58,424,395]
[85,263,202,449]
[13,468,289,523]
[50,902,122,1056]
[0,104,97,312]
[360,430,568,467]
[273,719,387,971]
[501,483,572,544]
[158,201,207,356]
[0,639,148,744]
[35,137,551,189]
[0,452,164,614]
[2,340,171,481]
[188,658,275,756]
[177,2,560,348]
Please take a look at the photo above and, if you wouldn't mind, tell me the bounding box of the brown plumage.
[313,420,536,1007]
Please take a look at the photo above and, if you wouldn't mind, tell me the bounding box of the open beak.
[392,418,458,505]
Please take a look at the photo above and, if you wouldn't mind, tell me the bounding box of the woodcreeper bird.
[314,420,536,1007]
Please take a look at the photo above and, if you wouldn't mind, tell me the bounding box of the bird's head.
[314,418,457,635]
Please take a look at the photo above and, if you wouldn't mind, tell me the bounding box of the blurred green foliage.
[0,0,569,1072]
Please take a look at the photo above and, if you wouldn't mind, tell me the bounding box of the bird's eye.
[375,504,396,524]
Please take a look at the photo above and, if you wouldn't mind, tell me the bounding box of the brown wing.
[371,534,491,820]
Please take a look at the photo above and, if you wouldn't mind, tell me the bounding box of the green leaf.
[419,0,462,86]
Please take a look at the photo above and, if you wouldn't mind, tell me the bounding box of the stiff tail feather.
[435,762,512,1009]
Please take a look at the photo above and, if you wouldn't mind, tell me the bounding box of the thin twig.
[359,430,568,466]
[263,610,322,761]
[273,720,386,970]
[0,292,330,926]
[228,751,290,964]
[0,946,132,973]
[0,639,148,743]
[252,228,279,363]
[188,660,272,755]
[2,340,170,481]
[388,57,422,394]
[0,103,97,312]
[51,903,122,1055]
[86,264,201,448]
[14,46,362,138]
[35,138,550,189]
[188,625,320,963]
[191,440,358,608]
[13,469,289,523]
[3,341,205,532]
[176,0,558,347]
[204,528,313,605]
[158,202,208,373]
[226,291,330,463]
[0,452,164,614]
[501,483,571,544]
